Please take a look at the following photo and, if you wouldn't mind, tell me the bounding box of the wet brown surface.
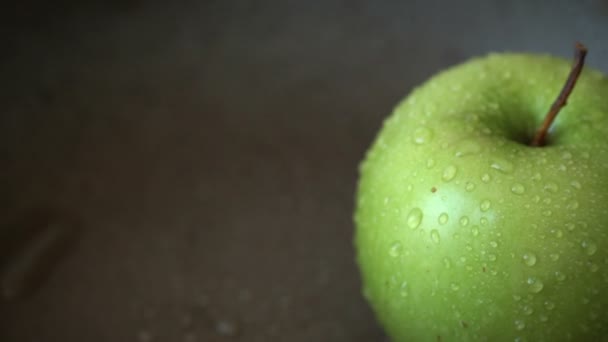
[0,1,607,341]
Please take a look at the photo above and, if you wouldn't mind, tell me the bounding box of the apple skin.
[354,53,608,341]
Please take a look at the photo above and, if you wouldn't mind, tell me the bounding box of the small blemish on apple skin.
[460,321,468,328]
[431,187,437,193]
[482,267,486,273]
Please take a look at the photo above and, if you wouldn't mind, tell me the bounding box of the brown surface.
[0,1,607,341]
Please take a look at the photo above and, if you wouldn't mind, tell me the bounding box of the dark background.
[0,1,607,341]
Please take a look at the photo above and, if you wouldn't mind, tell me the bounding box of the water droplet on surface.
[522,305,534,315]
[565,223,575,231]
[389,242,403,258]
[481,173,491,183]
[407,208,423,230]
[544,183,559,193]
[455,140,481,157]
[413,127,433,144]
[443,257,451,268]
[426,159,436,169]
[549,253,560,261]
[438,213,449,225]
[514,319,526,331]
[511,183,525,195]
[442,165,458,182]
[552,229,563,238]
[491,159,514,173]
[489,241,498,248]
[512,294,522,301]
[581,240,598,256]
[215,319,238,337]
[459,216,469,227]
[527,277,544,293]
[488,254,497,261]
[523,253,537,266]
[570,180,582,189]
[555,271,566,282]
[450,283,460,291]
[465,182,476,192]
[480,217,488,226]
[430,230,441,244]
[539,314,549,322]
[138,330,154,342]
[542,210,552,217]
[471,226,479,236]
[480,200,491,212]
[0,214,81,301]
[544,301,555,310]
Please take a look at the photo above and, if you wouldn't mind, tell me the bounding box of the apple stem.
[530,42,588,147]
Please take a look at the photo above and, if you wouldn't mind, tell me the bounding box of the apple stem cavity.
[530,42,588,147]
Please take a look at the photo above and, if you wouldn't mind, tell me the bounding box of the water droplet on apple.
[480,217,488,226]
[489,241,498,248]
[450,283,460,291]
[488,254,497,261]
[532,195,540,203]
[542,210,552,217]
[522,305,534,315]
[544,301,555,310]
[527,277,544,293]
[399,281,409,297]
[565,223,576,231]
[543,182,559,193]
[549,253,560,261]
[589,263,599,272]
[539,314,549,322]
[480,199,491,212]
[442,165,457,182]
[443,257,451,268]
[413,127,433,144]
[490,159,514,173]
[570,180,582,189]
[465,182,476,192]
[430,230,440,244]
[511,183,525,195]
[512,294,522,301]
[555,271,566,282]
[459,216,469,227]
[388,241,403,258]
[522,253,537,266]
[407,208,423,230]
[454,140,481,157]
[567,201,579,210]
[426,159,436,169]
[581,240,597,256]
[438,213,449,225]
[552,229,563,238]
[481,173,491,183]
[471,226,479,237]
[514,319,526,331]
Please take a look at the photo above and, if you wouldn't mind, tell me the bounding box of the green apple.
[354,49,608,341]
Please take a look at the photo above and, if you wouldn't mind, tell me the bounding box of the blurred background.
[0,1,607,341]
